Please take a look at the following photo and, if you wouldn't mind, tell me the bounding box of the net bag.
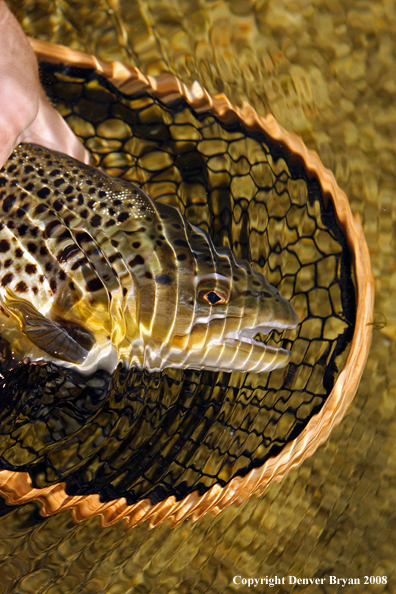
[0,40,374,530]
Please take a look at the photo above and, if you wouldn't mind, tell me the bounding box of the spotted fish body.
[0,144,299,374]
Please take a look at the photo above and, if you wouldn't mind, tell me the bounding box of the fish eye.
[200,290,227,305]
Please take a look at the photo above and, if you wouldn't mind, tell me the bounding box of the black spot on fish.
[15,248,23,258]
[76,232,91,244]
[177,254,187,261]
[118,212,129,223]
[123,287,127,296]
[105,219,116,228]
[108,253,121,263]
[50,169,61,177]
[252,281,260,287]
[3,195,16,212]
[111,239,119,247]
[7,221,14,229]
[24,165,34,174]
[156,240,163,247]
[81,209,89,219]
[26,182,35,191]
[54,178,64,188]
[32,287,38,295]
[132,242,141,249]
[45,263,53,272]
[45,220,60,237]
[174,239,189,248]
[50,279,58,294]
[53,199,64,211]
[129,255,144,267]
[262,291,273,299]
[25,264,37,275]
[37,187,51,199]
[155,274,172,285]
[7,164,17,173]
[233,276,239,282]
[98,191,106,198]
[18,224,28,236]
[34,204,49,215]
[40,247,48,256]
[1,273,13,286]
[145,271,153,279]
[0,240,10,252]
[57,230,71,242]
[4,259,12,268]
[90,214,102,227]
[16,281,28,293]
[71,258,88,271]
[58,244,80,263]
[0,177,8,187]
[86,277,104,292]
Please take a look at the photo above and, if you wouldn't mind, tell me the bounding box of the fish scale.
[0,143,299,374]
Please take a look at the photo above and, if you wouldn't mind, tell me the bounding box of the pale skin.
[0,1,90,170]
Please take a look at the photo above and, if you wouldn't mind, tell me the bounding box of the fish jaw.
[143,339,292,373]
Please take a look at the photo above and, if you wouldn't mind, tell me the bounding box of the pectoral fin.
[3,292,92,364]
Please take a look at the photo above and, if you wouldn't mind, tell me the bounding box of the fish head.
[141,205,299,373]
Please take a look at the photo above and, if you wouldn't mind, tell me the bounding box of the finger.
[19,92,91,165]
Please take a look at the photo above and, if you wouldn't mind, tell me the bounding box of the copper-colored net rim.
[0,39,375,530]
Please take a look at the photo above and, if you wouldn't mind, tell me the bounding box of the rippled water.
[1,1,395,593]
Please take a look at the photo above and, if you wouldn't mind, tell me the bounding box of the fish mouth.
[224,318,299,348]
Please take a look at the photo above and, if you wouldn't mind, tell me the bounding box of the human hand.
[0,1,90,170]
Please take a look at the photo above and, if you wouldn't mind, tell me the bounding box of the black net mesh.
[0,63,356,505]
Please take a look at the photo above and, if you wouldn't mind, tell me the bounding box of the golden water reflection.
[1,1,395,592]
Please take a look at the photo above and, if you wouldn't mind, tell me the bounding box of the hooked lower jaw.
[223,316,299,348]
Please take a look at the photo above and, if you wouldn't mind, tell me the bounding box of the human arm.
[0,1,89,169]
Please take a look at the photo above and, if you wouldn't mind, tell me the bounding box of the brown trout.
[0,143,299,374]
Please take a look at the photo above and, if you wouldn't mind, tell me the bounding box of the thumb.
[19,91,91,165]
